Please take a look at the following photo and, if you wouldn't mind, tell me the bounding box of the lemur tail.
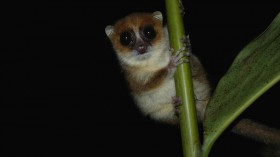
[232,118,280,145]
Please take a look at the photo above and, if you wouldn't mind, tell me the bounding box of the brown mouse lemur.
[105,11,280,150]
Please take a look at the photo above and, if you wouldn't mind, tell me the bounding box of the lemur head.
[105,11,164,63]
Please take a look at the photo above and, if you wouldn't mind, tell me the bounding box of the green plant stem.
[165,1,201,157]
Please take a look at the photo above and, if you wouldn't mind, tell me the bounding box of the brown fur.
[190,55,209,83]
[232,119,280,145]
[123,65,168,94]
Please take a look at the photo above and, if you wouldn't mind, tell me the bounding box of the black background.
[2,0,280,157]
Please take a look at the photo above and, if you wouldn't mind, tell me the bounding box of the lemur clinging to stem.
[105,11,280,148]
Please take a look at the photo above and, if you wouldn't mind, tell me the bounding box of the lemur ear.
[152,11,163,23]
[105,25,114,38]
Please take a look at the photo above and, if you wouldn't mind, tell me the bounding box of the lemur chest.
[132,78,176,112]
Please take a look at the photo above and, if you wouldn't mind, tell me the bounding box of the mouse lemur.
[105,11,210,124]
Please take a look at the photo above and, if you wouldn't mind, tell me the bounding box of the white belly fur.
[133,78,178,124]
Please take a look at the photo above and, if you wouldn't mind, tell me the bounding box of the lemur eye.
[120,31,134,46]
[142,26,156,41]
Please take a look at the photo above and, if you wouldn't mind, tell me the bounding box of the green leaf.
[202,12,280,157]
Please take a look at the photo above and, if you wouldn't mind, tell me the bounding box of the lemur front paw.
[167,35,191,76]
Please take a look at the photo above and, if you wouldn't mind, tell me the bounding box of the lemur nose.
[137,44,147,54]
[134,40,148,54]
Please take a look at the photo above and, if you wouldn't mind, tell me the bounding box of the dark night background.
[2,0,280,157]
